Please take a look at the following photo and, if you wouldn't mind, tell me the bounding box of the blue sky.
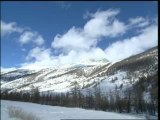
[1,1,158,71]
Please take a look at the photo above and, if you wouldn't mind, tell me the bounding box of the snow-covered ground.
[1,100,151,120]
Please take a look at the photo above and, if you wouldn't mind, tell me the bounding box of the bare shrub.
[8,106,40,120]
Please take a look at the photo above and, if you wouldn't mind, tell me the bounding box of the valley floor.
[1,100,157,120]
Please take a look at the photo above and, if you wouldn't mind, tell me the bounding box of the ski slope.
[1,100,149,120]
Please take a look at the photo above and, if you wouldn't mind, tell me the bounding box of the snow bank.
[1,100,147,120]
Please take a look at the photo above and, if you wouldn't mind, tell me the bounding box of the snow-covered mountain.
[1,47,158,94]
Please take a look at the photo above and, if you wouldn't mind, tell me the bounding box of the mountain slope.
[1,47,158,94]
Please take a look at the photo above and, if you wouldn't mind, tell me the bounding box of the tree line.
[1,75,158,116]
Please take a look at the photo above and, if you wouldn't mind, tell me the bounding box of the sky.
[1,1,158,71]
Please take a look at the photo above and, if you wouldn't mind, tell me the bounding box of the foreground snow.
[0,100,151,120]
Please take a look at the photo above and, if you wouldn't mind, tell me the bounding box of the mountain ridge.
[1,46,158,94]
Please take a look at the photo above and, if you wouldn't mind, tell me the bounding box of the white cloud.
[23,50,53,69]
[57,47,107,65]
[105,24,158,61]
[21,47,57,70]
[19,31,44,45]
[21,46,107,70]
[26,47,52,61]
[52,27,96,52]
[1,21,23,37]
[35,35,44,45]
[129,17,145,25]
[1,20,44,46]
[137,21,149,27]
[19,31,34,44]
[83,9,127,38]
[128,17,150,28]
[1,20,46,70]
[52,9,127,53]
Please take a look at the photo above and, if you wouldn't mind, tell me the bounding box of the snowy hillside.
[1,47,158,94]
[1,100,153,120]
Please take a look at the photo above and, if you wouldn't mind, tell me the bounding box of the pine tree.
[31,87,40,103]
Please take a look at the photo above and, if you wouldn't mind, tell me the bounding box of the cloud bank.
[19,31,44,45]
[105,24,157,61]
[1,9,158,70]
